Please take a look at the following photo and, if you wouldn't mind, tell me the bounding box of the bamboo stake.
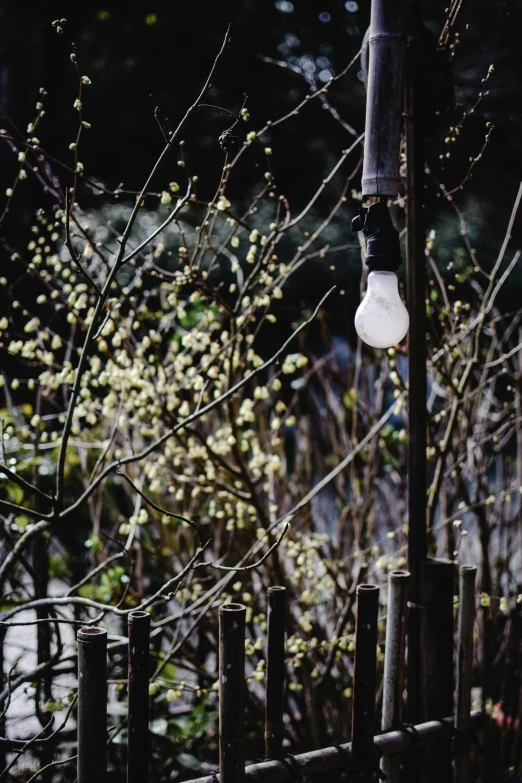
[127,610,151,783]
[219,603,246,783]
[265,587,286,759]
[454,565,477,783]
[352,584,380,781]
[422,558,455,783]
[381,570,410,782]
[361,0,406,196]
[77,627,107,783]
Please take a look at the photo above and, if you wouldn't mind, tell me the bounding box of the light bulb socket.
[351,201,402,273]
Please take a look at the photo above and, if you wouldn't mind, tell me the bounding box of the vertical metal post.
[77,627,107,783]
[405,15,428,728]
[265,586,286,759]
[219,603,246,783]
[421,559,454,782]
[381,570,410,782]
[454,565,477,783]
[352,584,380,781]
[127,610,150,783]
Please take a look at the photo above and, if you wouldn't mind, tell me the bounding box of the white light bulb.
[355,271,409,349]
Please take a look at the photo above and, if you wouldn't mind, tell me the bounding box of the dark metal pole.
[127,610,150,783]
[352,584,380,781]
[421,559,454,782]
[77,627,107,783]
[405,12,428,728]
[219,603,246,783]
[265,587,286,759]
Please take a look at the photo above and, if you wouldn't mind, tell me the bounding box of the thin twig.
[196,523,289,572]
[115,471,202,545]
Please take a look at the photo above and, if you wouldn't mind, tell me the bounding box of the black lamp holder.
[351,200,402,273]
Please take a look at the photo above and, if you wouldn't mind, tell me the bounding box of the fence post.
[127,610,151,783]
[219,603,246,783]
[352,584,380,781]
[265,586,286,759]
[381,570,410,782]
[0,623,5,774]
[454,565,477,783]
[421,558,454,783]
[77,627,107,783]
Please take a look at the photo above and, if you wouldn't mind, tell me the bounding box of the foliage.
[0,9,521,781]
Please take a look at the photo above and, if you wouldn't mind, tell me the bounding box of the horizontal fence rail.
[184,713,486,783]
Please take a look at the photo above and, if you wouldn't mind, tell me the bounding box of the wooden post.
[454,565,477,783]
[352,584,380,781]
[219,603,246,783]
[127,610,150,783]
[421,559,454,783]
[265,587,286,759]
[77,627,107,783]
[361,0,406,197]
[381,570,410,782]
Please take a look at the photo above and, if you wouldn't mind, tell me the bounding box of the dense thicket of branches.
[1,4,522,781]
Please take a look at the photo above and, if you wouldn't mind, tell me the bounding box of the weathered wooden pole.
[421,559,454,782]
[381,570,410,782]
[454,565,477,783]
[127,610,151,783]
[352,584,380,782]
[77,627,107,783]
[219,603,246,783]
[265,586,286,759]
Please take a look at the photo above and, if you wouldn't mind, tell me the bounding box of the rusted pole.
[265,586,286,759]
[421,559,454,783]
[352,584,380,781]
[381,570,410,782]
[361,0,406,197]
[454,565,477,783]
[127,610,150,783]
[77,627,107,783]
[219,603,246,783]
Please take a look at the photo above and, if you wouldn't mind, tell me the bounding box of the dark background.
[1,0,522,328]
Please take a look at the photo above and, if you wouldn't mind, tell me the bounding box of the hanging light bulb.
[354,271,409,348]
[352,200,409,349]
